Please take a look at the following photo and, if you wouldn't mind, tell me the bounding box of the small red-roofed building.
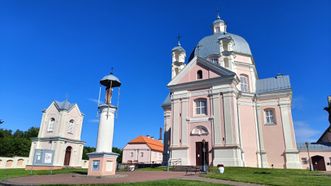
[122,136,163,164]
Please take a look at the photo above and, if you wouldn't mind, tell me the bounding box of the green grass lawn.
[45,179,227,186]
[0,168,87,181]
[206,167,331,186]
[135,166,168,171]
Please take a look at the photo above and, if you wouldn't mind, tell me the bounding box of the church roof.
[128,136,163,152]
[297,143,331,152]
[54,100,75,111]
[161,94,171,108]
[317,125,331,144]
[172,45,185,53]
[256,75,291,94]
[189,32,252,61]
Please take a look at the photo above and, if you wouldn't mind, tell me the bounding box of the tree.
[112,147,122,163]
[82,146,96,160]
[82,146,123,163]
[0,127,39,157]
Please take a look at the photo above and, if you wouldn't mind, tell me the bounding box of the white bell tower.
[171,35,186,79]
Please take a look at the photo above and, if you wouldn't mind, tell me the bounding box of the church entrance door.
[64,146,72,166]
[312,155,326,171]
[195,141,208,167]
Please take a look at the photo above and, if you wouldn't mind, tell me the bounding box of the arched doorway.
[64,146,72,166]
[311,155,326,171]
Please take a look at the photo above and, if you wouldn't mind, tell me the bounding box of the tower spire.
[216,8,221,19]
[177,33,181,46]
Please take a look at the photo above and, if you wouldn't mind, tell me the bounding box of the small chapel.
[26,100,85,170]
[162,15,302,169]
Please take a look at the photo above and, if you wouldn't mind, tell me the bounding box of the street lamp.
[167,150,170,172]
[202,139,207,173]
[305,142,313,171]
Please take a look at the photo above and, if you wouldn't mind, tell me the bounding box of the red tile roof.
[128,136,163,153]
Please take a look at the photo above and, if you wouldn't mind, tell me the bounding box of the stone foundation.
[87,152,118,176]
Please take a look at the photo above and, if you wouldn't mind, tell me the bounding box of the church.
[162,15,302,169]
[26,100,85,170]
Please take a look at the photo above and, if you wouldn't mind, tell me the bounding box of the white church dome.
[189,32,252,61]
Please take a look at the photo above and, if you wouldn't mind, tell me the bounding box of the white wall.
[0,157,29,169]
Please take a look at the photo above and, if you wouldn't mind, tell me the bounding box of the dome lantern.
[212,14,227,34]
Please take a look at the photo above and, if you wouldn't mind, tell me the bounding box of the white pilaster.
[211,93,222,145]
[255,105,269,168]
[279,102,301,168]
[181,98,188,146]
[223,92,236,145]
[172,100,180,147]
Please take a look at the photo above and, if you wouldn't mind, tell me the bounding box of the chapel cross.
[177,33,181,46]
[196,44,203,57]
[216,8,221,19]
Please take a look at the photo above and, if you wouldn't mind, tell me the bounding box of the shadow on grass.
[253,171,271,175]
[72,171,87,175]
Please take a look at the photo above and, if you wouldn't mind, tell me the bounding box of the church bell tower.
[171,36,186,79]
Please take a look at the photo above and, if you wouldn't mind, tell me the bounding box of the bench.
[185,166,200,175]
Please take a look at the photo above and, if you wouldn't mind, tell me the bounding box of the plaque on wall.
[33,149,54,166]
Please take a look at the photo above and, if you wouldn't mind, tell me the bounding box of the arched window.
[197,70,203,80]
[67,119,74,134]
[264,109,275,124]
[195,98,207,115]
[211,58,218,64]
[240,74,249,92]
[191,126,209,136]
[47,118,55,132]
[224,58,230,68]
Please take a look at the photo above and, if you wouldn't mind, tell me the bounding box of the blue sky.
[0,0,330,148]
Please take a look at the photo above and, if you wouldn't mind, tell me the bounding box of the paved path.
[1,171,263,186]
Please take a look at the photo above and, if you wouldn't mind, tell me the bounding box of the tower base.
[87,152,118,176]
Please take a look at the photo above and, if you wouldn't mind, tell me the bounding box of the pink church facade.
[162,16,301,169]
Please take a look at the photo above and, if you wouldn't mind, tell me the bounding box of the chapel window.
[215,26,220,33]
[301,158,308,164]
[47,118,55,132]
[240,74,249,92]
[224,58,230,68]
[197,70,203,80]
[174,53,179,61]
[140,152,144,157]
[130,152,134,157]
[195,98,207,115]
[265,109,275,125]
[67,119,74,134]
[211,58,218,64]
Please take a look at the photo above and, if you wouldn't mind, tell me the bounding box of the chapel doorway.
[196,141,208,167]
[311,155,326,171]
[64,146,72,166]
